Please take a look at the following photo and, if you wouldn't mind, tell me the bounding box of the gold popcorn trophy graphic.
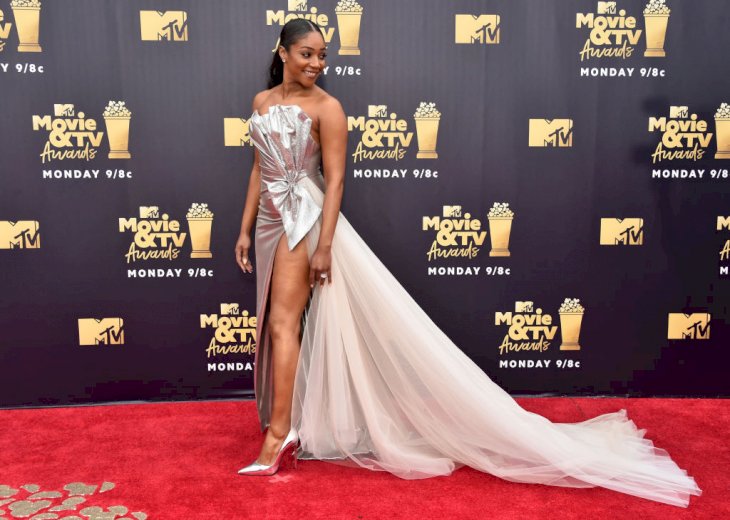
[487,202,514,257]
[335,0,363,55]
[103,101,132,159]
[187,203,214,259]
[559,298,584,350]
[414,102,440,159]
[643,0,670,57]
[715,103,730,159]
[10,0,42,52]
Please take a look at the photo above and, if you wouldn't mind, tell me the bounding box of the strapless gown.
[246,103,702,508]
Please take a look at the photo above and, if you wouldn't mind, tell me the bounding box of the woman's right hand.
[235,232,254,273]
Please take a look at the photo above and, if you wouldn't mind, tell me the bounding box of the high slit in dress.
[246,103,702,508]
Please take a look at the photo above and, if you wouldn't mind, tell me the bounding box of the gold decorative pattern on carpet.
[0,483,147,519]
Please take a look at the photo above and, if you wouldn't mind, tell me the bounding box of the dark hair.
[268,19,325,89]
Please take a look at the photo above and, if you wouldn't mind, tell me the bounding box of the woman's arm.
[309,97,347,285]
[239,144,261,237]
[235,93,266,273]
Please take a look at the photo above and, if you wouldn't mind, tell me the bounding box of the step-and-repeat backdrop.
[1,0,728,408]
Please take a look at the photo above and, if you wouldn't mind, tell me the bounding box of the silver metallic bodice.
[249,104,323,250]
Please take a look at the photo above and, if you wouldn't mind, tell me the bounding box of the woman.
[234,19,702,508]
[235,17,345,476]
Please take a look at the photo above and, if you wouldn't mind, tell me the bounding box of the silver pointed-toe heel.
[237,427,299,476]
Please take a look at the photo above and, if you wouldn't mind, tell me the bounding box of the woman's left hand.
[309,246,332,287]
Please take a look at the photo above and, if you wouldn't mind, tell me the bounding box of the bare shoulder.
[315,93,345,123]
[251,88,273,111]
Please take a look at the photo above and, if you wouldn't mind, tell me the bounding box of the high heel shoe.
[237,427,299,476]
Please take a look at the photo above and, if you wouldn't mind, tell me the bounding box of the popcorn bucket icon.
[188,217,213,258]
[559,312,583,350]
[104,116,131,159]
[487,216,513,257]
[715,117,730,159]
[414,117,439,159]
[643,14,669,57]
[336,12,362,55]
[11,6,42,52]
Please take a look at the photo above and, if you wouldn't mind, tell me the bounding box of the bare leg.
[255,233,311,465]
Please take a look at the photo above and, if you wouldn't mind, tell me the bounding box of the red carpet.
[0,398,725,519]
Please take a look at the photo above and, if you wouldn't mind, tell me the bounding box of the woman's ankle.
[267,423,291,440]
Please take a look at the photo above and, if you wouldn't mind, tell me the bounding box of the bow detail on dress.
[263,169,322,251]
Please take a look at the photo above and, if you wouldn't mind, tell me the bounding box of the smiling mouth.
[304,70,319,77]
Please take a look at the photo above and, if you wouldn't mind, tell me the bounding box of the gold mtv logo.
[597,2,617,14]
[717,216,730,230]
[529,119,573,147]
[221,303,240,315]
[0,221,40,249]
[667,313,710,340]
[600,218,644,245]
[140,11,188,41]
[670,106,689,118]
[78,318,125,346]
[455,14,500,44]
[54,104,74,117]
[368,105,388,117]
[443,205,462,218]
[140,206,159,218]
[515,301,534,313]
[288,0,308,11]
[224,118,251,146]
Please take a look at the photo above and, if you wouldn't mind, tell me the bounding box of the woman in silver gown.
[234,19,702,508]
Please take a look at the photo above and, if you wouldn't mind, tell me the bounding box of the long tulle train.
[290,177,702,508]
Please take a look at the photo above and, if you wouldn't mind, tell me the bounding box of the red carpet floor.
[0,397,726,519]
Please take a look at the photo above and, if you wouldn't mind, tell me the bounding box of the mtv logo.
[368,105,388,118]
[597,2,617,15]
[0,220,40,249]
[224,118,250,146]
[515,301,534,313]
[667,313,711,340]
[221,303,240,315]
[78,318,125,346]
[717,216,730,231]
[528,119,573,147]
[670,106,689,118]
[140,11,188,41]
[288,0,307,11]
[54,104,74,117]
[140,206,159,219]
[600,218,644,245]
[443,205,462,218]
[455,14,501,44]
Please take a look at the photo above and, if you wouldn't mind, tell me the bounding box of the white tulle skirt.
[289,177,702,508]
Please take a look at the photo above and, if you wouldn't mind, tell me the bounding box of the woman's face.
[281,31,327,85]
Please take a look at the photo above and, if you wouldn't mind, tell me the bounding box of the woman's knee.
[267,311,301,342]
